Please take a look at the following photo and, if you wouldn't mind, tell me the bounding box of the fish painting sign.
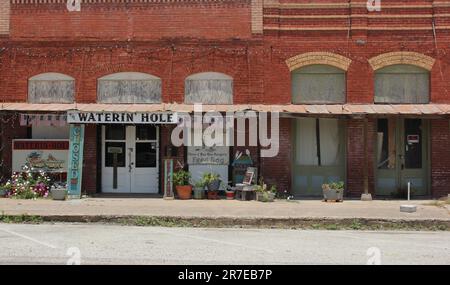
[12,140,69,173]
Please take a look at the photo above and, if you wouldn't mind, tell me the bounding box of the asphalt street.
[0,223,448,265]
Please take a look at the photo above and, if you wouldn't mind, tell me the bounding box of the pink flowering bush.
[3,165,51,199]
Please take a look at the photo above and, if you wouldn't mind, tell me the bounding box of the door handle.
[129,162,134,172]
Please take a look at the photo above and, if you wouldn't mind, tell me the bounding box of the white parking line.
[0,226,58,249]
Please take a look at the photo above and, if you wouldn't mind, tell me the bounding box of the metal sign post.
[163,159,174,200]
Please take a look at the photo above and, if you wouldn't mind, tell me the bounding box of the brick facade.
[0,0,450,198]
[430,119,450,199]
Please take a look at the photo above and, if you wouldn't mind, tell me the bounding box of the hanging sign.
[67,124,85,199]
[67,111,177,124]
[407,135,420,144]
[12,140,69,173]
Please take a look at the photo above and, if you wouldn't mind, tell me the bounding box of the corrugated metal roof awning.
[2,103,450,115]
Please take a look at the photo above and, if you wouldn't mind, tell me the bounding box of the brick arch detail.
[286,52,352,72]
[368,51,435,71]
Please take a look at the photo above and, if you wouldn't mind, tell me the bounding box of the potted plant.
[193,180,205,200]
[202,172,221,200]
[173,170,192,200]
[322,181,344,202]
[0,184,6,197]
[255,178,276,202]
[51,182,67,201]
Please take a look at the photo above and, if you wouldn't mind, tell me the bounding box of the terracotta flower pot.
[225,190,234,200]
[176,185,193,200]
[207,191,219,200]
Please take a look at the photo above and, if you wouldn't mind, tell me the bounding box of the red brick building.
[1,0,450,199]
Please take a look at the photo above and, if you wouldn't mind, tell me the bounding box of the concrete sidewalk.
[0,197,448,221]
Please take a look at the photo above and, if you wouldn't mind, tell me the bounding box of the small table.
[234,184,257,201]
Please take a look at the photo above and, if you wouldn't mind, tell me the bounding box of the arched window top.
[185,72,233,104]
[293,64,345,74]
[98,72,160,81]
[292,64,346,104]
[186,72,232,81]
[28,73,75,103]
[286,52,352,71]
[29,72,74,81]
[369,52,435,71]
[97,72,161,104]
[375,64,429,74]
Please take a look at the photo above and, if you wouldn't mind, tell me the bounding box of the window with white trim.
[185,72,233,104]
[97,72,162,104]
[292,65,346,104]
[375,64,430,104]
[28,73,75,103]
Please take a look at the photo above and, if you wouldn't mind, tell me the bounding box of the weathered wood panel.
[28,80,75,103]
[292,65,346,104]
[375,65,429,104]
[98,80,162,104]
[185,79,233,104]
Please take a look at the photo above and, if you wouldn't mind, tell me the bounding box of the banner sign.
[12,140,69,173]
[67,111,177,124]
[20,114,67,127]
[67,124,85,198]
[187,146,230,165]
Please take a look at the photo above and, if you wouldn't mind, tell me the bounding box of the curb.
[1,214,449,231]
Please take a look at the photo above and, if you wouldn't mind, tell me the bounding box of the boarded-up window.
[185,72,233,104]
[295,118,343,166]
[98,72,161,104]
[375,65,429,104]
[28,73,75,103]
[292,65,346,104]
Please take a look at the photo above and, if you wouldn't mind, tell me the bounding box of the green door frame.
[374,118,430,197]
[291,117,347,197]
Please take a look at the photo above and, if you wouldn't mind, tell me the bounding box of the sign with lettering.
[187,146,229,165]
[12,140,69,173]
[67,125,85,199]
[67,111,177,124]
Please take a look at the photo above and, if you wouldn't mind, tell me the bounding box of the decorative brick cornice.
[11,0,247,4]
[368,52,436,71]
[286,52,352,71]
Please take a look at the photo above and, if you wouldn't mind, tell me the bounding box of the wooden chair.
[234,167,257,201]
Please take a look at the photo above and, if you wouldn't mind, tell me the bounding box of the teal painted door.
[292,118,346,196]
[375,118,428,197]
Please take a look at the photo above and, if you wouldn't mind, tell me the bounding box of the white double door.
[102,125,159,193]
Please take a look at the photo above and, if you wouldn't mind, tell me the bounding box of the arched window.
[97,72,162,104]
[375,64,429,104]
[291,65,346,104]
[28,73,75,103]
[185,72,233,104]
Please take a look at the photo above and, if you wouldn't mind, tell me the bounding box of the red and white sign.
[12,140,69,173]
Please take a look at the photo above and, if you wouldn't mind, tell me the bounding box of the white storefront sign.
[67,111,177,124]
[187,146,230,165]
[12,140,69,173]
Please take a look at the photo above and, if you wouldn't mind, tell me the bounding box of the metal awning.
[1,103,450,115]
